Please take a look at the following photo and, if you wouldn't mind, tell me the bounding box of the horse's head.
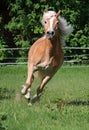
[42,11,61,39]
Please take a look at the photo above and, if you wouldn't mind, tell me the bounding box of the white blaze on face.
[45,16,56,39]
[48,17,55,31]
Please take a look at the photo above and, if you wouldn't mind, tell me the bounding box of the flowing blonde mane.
[41,10,73,44]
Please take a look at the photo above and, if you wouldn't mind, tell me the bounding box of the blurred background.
[0,0,89,65]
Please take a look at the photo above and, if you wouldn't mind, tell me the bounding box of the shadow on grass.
[67,100,89,106]
[53,99,89,107]
[48,99,89,111]
[0,88,15,100]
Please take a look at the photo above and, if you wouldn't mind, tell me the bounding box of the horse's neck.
[51,35,61,49]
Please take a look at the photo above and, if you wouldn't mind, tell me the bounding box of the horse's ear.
[56,10,61,17]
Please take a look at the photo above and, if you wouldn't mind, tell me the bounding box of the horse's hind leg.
[21,63,34,100]
[37,76,51,96]
[31,75,51,103]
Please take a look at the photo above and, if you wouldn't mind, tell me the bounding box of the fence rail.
[64,47,89,50]
[0,47,89,65]
[0,46,89,51]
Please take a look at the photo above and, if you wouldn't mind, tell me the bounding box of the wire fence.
[0,47,89,65]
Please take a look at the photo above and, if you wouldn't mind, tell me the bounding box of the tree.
[0,0,89,63]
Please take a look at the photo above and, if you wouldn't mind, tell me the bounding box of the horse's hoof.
[24,93,30,100]
[31,94,40,104]
[24,96,30,104]
[21,85,27,95]
[28,102,32,106]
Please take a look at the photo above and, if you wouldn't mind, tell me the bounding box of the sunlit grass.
[0,65,89,130]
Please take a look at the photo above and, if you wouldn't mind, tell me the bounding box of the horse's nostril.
[47,31,50,34]
[52,31,54,35]
[47,31,54,35]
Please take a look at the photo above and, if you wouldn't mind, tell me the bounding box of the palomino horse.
[21,10,73,104]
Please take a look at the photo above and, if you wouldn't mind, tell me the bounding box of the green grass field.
[0,65,89,130]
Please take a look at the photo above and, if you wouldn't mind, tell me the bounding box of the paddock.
[0,65,89,130]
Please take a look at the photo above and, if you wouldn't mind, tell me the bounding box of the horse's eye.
[44,21,47,24]
[56,22,59,25]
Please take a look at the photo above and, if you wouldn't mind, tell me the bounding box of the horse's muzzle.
[46,30,55,39]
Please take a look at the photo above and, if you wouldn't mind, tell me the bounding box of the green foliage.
[0,15,12,62]
[0,0,89,62]
[0,40,12,62]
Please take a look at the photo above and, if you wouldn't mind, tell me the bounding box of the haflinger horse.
[21,10,73,105]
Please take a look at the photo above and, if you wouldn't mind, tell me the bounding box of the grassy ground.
[0,65,89,130]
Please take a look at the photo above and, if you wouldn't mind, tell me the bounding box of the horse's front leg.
[31,75,51,104]
[21,63,34,100]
